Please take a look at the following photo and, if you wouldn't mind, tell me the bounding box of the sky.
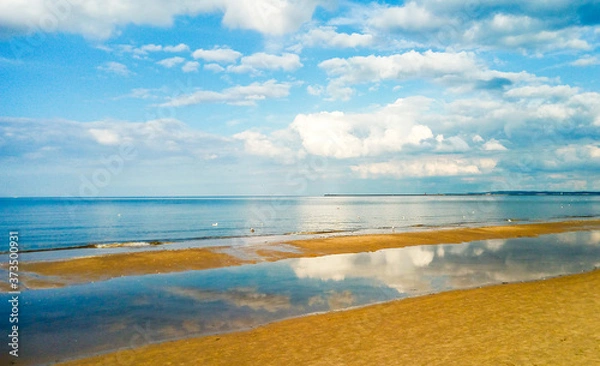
[1,0,600,197]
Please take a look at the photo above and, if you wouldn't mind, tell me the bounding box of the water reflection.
[2,231,598,365]
[290,231,600,295]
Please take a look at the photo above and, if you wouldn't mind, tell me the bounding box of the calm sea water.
[0,196,599,252]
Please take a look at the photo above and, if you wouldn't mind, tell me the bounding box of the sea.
[1,195,599,253]
[1,195,600,365]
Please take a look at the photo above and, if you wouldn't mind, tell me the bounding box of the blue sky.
[1,0,600,196]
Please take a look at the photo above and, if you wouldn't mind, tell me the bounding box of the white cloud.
[463,13,590,52]
[351,157,497,178]
[298,26,373,48]
[306,85,324,96]
[101,43,191,56]
[219,0,321,36]
[571,55,600,67]
[181,61,199,73]
[318,50,480,100]
[160,79,292,107]
[368,2,448,31]
[89,128,120,145]
[0,0,320,39]
[126,88,158,99]
[320,50,478,83]
[482,138,508,151]
[0,117,230,162]
[139,44,163,53]
[233,130,302,164]
[157,56,185,68]
[97,61,132,76]
[291,97,434,158]
[163,43,190,52]
[330,1,595,53]
[472,135,484,143]
[204,63,225,72]
[227,52,303,73]
[192,47,242,63]
[555,144,600,164]
[435,135,471,152]
[504,85,578,99]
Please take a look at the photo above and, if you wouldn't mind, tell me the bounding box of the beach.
[5,218,592,365]
[16,219,600,289]
[58,268,600,366]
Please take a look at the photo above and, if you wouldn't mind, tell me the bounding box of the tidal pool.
[2,231,599,365]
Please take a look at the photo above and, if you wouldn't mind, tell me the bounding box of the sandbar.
[58,268,600,366]
[10,219,600,288]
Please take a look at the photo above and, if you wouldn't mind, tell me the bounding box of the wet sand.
[13,219,600,288]
[19,248,253,287]
[59,268,600,366]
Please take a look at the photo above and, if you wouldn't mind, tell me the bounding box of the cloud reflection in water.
[290,231,600,295]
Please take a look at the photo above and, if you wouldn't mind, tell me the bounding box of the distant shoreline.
[325,191,600,197]
[3,191,600,199]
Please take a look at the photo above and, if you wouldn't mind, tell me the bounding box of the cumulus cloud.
[233,130,303,164]
[227,53,303,73]
[482,139,508,151]
[306,85,324,96]
[435,135,471,152]
[320,50,478,84]
[504,85,578,99]
[97,61,133,76]
[463,14,590,52]
[204,63,225,72]
[160,79,292,107]
[219,0,322,35]
[0,117,230,162]
[318,50,480,100]
[0,0,321,39]
[156,56,185,68]
[291,97,434,158]
[542,144,600,171]
[297,26,373,48]
[181,61,199,73]
[192,47,242,63]
[163,43,190,52]
[330,1,596,53]
[571,55,600,66]
[351,157,497,178]
[367,1,448,31]
[89,128,120,145]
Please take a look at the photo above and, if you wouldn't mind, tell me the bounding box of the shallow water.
[1,231,598,365]
[1,196,599,252]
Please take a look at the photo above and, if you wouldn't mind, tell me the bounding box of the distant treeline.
[324,191,600,197]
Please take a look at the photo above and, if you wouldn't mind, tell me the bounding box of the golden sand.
[288,219,600,256]
[59,269,600,366]
[11,219,600,288]
[19,248,253,286]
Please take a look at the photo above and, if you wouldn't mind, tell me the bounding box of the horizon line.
[3,190,600,199]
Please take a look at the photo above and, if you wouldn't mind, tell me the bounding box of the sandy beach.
[58,268,600,366]
[14,219,600,288]
[2,218,597,365]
